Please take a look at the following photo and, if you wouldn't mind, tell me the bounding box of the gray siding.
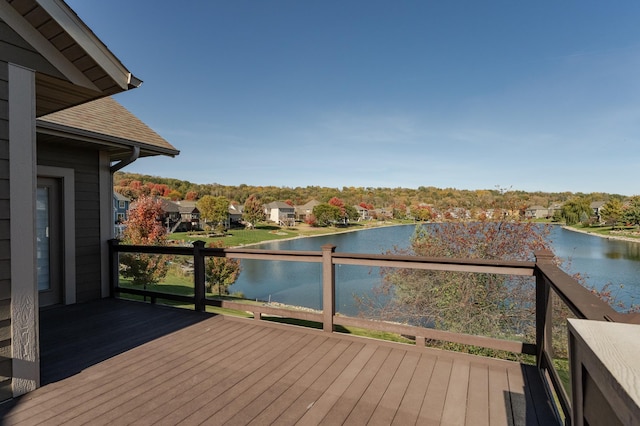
[0,59,12,400]
[37,142,102,302]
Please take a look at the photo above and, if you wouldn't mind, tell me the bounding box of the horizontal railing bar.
[220,253,322,263]
[334,257,534,276]
[334,315,536,355]
[113,244,195,256]
[333,251,536,270]
[114,286,195,304]
[208,299,324,323]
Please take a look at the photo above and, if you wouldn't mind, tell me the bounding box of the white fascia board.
[37,0,141,90]
[0,1,99,91]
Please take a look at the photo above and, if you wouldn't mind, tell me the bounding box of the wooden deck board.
[319,346,392,425]
[418,357,454,424]
[0,300,559,425]
[369,351,421,425]
[466,362,491,426]
[441,358,471,425]
[489,365,514,426]
[391,353,436,425]
[342,348,406,424]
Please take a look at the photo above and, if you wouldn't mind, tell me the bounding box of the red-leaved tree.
[119,196,170,286]
[361,217,552,348]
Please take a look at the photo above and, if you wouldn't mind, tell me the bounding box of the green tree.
[242,194,265,228]
[119,196,170,286]
[623,196,640,226]
[198,195,229,229]
[560,197,592,225]
[205,241,241,296]
[312,204,341,226]
[600,199,624,229]
[344,205,359,222]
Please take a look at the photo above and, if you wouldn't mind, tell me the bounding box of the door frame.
[37,166,76,305]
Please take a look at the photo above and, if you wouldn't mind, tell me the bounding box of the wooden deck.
[0,300,558,425]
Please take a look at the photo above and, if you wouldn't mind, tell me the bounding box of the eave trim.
[36,120,180,157]
[36,0,142,90]
[0,1,99,91]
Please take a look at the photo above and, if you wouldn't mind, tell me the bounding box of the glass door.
[37,178,62,307]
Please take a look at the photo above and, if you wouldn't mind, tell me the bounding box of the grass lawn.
[569,223,640,240]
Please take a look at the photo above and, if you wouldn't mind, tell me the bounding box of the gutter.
[110,146,140,173]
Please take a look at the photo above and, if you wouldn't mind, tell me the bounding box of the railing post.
[108,239,119,298]
[535,250,554,368]
[193,241,206,312]
[322,244,336,333]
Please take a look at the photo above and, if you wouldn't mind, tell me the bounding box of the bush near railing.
[109,239,640,424]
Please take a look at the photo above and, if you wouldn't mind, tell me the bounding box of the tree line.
[114,171,628,213]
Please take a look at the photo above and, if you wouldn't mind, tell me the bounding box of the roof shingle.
[38,96,178,155]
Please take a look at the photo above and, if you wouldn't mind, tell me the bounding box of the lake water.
[230,224,640,315]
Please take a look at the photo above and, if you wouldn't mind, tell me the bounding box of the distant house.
[265,201,296,226]
[353,205,371,221]
[228,203,244,227]
[525,205,549,219]
[372,208,393,220]
[174,200,200,231]
[114,192,130,237]
[295,199,321,221]
[549,203,563,218]
[591,201,606,222]
[114,192,130,223]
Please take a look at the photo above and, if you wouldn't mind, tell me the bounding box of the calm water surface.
[230,224,640,315]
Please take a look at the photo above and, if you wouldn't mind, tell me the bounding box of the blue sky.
[67,1,640,195]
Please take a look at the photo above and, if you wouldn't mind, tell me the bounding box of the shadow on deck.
[0,299,558,425]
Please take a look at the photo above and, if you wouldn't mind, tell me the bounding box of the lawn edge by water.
[563,225,640,244]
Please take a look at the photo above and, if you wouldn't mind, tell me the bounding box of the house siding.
[0,59,12,400]
[37,142,102,302]
[0,21,65,81]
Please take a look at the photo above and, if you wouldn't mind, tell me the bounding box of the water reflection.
[604,241,640,261]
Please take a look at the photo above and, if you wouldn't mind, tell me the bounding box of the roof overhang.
[1,0,142,115]
[36,119,179,161]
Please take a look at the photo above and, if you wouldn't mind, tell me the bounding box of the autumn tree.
[119,196,170,286]
[198,195,229,230]
[328,197,346,216]
[205,241,241,296]
[600,198,624,229]
[623,196,640,226]
[366,218,552,344]
[410,205,432,221]
[167,190,182,201]
[242,194,265,228]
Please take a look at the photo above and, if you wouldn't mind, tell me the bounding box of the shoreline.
[561,225,640,244]
[235,221,414,248]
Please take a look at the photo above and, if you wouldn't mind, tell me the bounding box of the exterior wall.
[0,21,64,81]
[0,60,12,401]
[37,142,102,302]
